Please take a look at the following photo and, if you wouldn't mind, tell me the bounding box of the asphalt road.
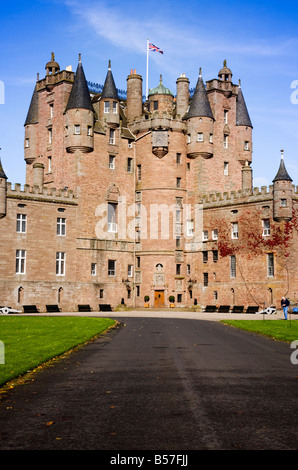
[0,317,297,451]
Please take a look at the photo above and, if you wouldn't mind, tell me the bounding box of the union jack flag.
[149,42,163,54]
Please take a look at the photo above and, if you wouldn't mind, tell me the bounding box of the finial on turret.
[51,52,55,61]
[238,79,241,88]
[223,59,227,67]
[281,149,284,160]
[199,67,202,77]
[160,74,162,84]
[79,53,82,63]
[108,60,111,70]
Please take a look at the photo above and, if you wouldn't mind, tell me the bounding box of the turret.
[273,150,293,221]
[33,162,44,187]
[99,61,120,127]
[65,54,94,153]
[24,82,38,168]
[0,158,7,219]
[126,69,143,121]
[236,79,253,165]
[176,73,189,118]
[148,75,173,115]
[183,69,214,159]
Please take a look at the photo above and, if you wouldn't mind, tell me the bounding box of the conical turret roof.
[24,85,39,126]
[0,159,7,180]
[183,70,214,120]
[236,82,252,128]
[101,61,119,100]
[65,55,94,112]
[273,151,292,182]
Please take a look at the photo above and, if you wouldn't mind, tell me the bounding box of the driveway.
[0,315,297,450]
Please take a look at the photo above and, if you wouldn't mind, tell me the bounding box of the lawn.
[221,319,298,343]
[0,316,116,387]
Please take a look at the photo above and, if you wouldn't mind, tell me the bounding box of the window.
[107,203,117,233]
[230,255,236,278]
[187,134,191,143]
[231,222,238,239]
[109,155,115,169]
[267,253,274,277]
[203,251,208,263]
[214,291,218,301]
[127,289,131,299]
[48,128,52,144]
[212,229,218,240]
[176,236,181,248]
[176,153,181,164]
[223,135,228,148]
[104,101,110,113]
[91,263,97,276]
[176,264,181,275]
[25,138,29,148]
[57,218,66,236]
[136,285,140,297]
[74,125,80,135]
[137,165,142,181]
[108,260,116,276]
[99,289,104,299]
[128,265,133,277]
[189,289,193,299]
[128,140,133,148]
[187,264,190,275]
[176,177,181,188]
[112,101,117,113]
[209,133,213,143]
[203,272,208,286]
[224,162,229,175]
[212,250,218,262]
[202,230,208,241]
[56,252,65,276]
[48,156,52,173]
[153,101,158,110]
[16,250,26,274]
[17,214,27,233]
[127,158,133,173]
[50,103,54,118]
[262,219,270,236]
[187,220,194,236]
[224,109,228,124]
[281,199,287,207]
[136,256,141,268]
[177,294,182,303]
[244,141,249,150]
[197,132,203,142]
[187,162,190,171]
[176,209,181,222]
[87,126,92,136]
[109,129,115,145]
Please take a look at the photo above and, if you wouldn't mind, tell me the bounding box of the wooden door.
[154,290,164,308]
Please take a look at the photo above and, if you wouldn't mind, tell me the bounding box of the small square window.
[108,260,116,276]
[197,132,204,142]
[104,101,110,113]
[212,229,218,240]
[202,230,208,241]
[224,162,229,175]
[74,125,80,135]
[109,155,115,169]
[281,199,287,207]
[176,177,181,188]
[91,263,97,276]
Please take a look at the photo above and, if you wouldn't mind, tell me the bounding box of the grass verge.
[221,319,298,343]
[0,316,116,387]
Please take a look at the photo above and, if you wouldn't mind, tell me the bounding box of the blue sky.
[1,0,298,187]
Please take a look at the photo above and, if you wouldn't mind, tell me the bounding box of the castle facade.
[0,53,297,312]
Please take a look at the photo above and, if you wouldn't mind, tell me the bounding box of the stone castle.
[0,53,297,312]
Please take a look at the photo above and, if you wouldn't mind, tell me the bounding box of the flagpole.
[146,39,149,101]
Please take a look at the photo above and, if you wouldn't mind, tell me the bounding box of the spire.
[24,84,39,126]
[101,60,119,100]
[0,155,7,180]
[236,83,253,128]
[183,69,214,120]
[65,54,93,112]
[273,150,293,182]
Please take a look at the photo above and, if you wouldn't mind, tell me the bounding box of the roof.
[65,58,94,112]
[0,159,7,179]
[236,85,253,128]
[24,85,39,126]
[183,72,214,120]
[148,75,173,97]
[101,62,119,100]
[273,154,293,182]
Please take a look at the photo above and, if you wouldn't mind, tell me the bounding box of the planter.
[144,303,149,308]
[170,303,175,308]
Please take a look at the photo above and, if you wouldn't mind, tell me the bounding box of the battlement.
[7,182,77,205]
[36,69,75,91]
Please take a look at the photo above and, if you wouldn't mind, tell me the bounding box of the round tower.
[65,54,94,153]
[176,73,189,118]
[24,80,39,168]
[236,79,253,165]
[273,150,293,221]
[184,69,214,159]
[33,162,44,187]
[0,158,7,219]
[126,69,143,121]
[99,61,120,128]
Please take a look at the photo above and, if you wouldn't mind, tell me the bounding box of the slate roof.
[183,73,214,120]
[65,59,94,112]
[24,85,39,126]
[236,86,252,128]
[101,62,119,100]
[273,156,293,182]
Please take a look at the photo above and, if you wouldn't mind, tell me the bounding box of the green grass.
[0,316,116,387]
[221,319,298,343]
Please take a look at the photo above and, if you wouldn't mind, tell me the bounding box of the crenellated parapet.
[7,182,77,205]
